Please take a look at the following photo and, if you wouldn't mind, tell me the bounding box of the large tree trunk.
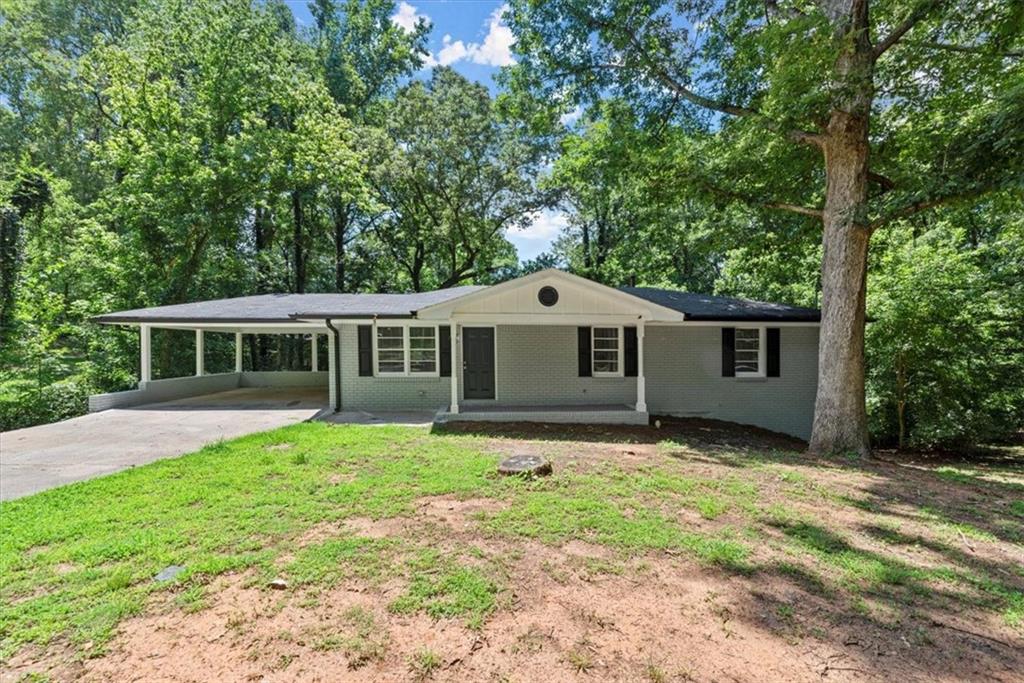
[809,1,873,456]
[292,191,306,294]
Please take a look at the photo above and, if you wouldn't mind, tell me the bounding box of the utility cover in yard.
[497,455,552,477]
[153,565,186,582]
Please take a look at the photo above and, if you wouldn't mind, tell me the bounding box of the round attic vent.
[538,286,559,307]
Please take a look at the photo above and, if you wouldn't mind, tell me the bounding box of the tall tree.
[308,0,429,291]
[505,0,1024,454]
[371,68,552,291]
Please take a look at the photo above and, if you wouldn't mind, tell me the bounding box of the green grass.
[390,552,499,629]
[2,421,1022,662]
[0,424,499,657]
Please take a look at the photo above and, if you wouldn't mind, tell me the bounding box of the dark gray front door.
[463,327,495,399]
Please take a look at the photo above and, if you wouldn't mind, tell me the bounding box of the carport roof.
[92,287,486,324]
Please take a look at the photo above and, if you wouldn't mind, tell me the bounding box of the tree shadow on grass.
[735,519,1024,680]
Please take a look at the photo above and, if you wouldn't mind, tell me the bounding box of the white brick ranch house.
[92,269,821,438]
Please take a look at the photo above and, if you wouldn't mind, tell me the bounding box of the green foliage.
[866,215,1024,447]
[368,67,552,291]
[0,0,533,427]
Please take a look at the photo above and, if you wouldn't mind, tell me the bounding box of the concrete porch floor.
[437,403,649,425]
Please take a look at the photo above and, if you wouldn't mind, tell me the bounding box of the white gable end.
[416,270,685,322]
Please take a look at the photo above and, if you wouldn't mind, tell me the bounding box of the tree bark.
[808,0,873,456]
[292,190,306,294]
[333,201,349,292]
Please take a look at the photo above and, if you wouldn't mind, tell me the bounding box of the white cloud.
[508,209,566,260]
[469,4,516,67]
[519,210,568,240]
[421,4,516,70]
[437,35,470,66]
[390,2,428,33]
[559,105,583,126]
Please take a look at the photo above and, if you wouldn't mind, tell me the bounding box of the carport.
[88,295,341,412]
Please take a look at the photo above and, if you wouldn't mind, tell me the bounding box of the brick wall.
[645,326,819,439]
[488,325,636,406]
[337,325,452,410]
[334,322,819,438]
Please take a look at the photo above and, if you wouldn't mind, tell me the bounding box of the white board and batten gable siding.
[415,270,686,324]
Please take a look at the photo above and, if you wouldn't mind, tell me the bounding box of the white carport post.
[311,334,318,372]
[636,320,647,413]
[195,329,205,376]
[449,322,459,414]
[140,324,152,384]
[234,332,243,372]
[327,326,338,410]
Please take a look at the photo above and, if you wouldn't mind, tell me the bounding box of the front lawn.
[2,420,1022,681]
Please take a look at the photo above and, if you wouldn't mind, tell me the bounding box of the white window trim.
[592,325,624,378]
[373,322,440,377]
[734,326,766,378]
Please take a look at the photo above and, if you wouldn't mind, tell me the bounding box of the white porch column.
[195,329,205,376]
[234,332,243,373]
[327,330,337,410]
[449,322,460,413]
[636,320,647,412]
[140,324,152,384]
[311,333,318,372]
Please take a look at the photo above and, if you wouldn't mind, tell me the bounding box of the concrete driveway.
[0,388,327,501]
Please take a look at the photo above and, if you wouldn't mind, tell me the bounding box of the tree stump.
[498,455,552,477]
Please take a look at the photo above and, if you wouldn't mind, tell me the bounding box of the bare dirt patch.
[14,540,1020,682]
[6,419,1022,682]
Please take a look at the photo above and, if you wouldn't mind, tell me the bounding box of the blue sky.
[288,0,563,262]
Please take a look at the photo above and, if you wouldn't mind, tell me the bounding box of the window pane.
[592,328,620,374]
[734,329,760,373]
[377,327,405,373]
[410,350,436,373]
[410,359,436,373]
[408,327,436,373]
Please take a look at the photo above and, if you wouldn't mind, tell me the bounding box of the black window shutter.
[767,327,781,377]
[722,328,735,377]
[578,327,592,377]
[357,325,373,376]
[624,326,638,377]
[439,325,451,377]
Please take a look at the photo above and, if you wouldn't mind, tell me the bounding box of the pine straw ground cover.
[1,419,1022,682]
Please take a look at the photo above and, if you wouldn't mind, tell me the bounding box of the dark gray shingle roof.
[93,282,819,324]
[620,287,820,322]
[92,286,486,323]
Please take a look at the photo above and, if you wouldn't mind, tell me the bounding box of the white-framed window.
[375,324,439,376]
[734,327,766,377]
[592,326,623,377]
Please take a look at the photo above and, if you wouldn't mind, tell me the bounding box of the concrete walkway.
[0,388,327,501]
